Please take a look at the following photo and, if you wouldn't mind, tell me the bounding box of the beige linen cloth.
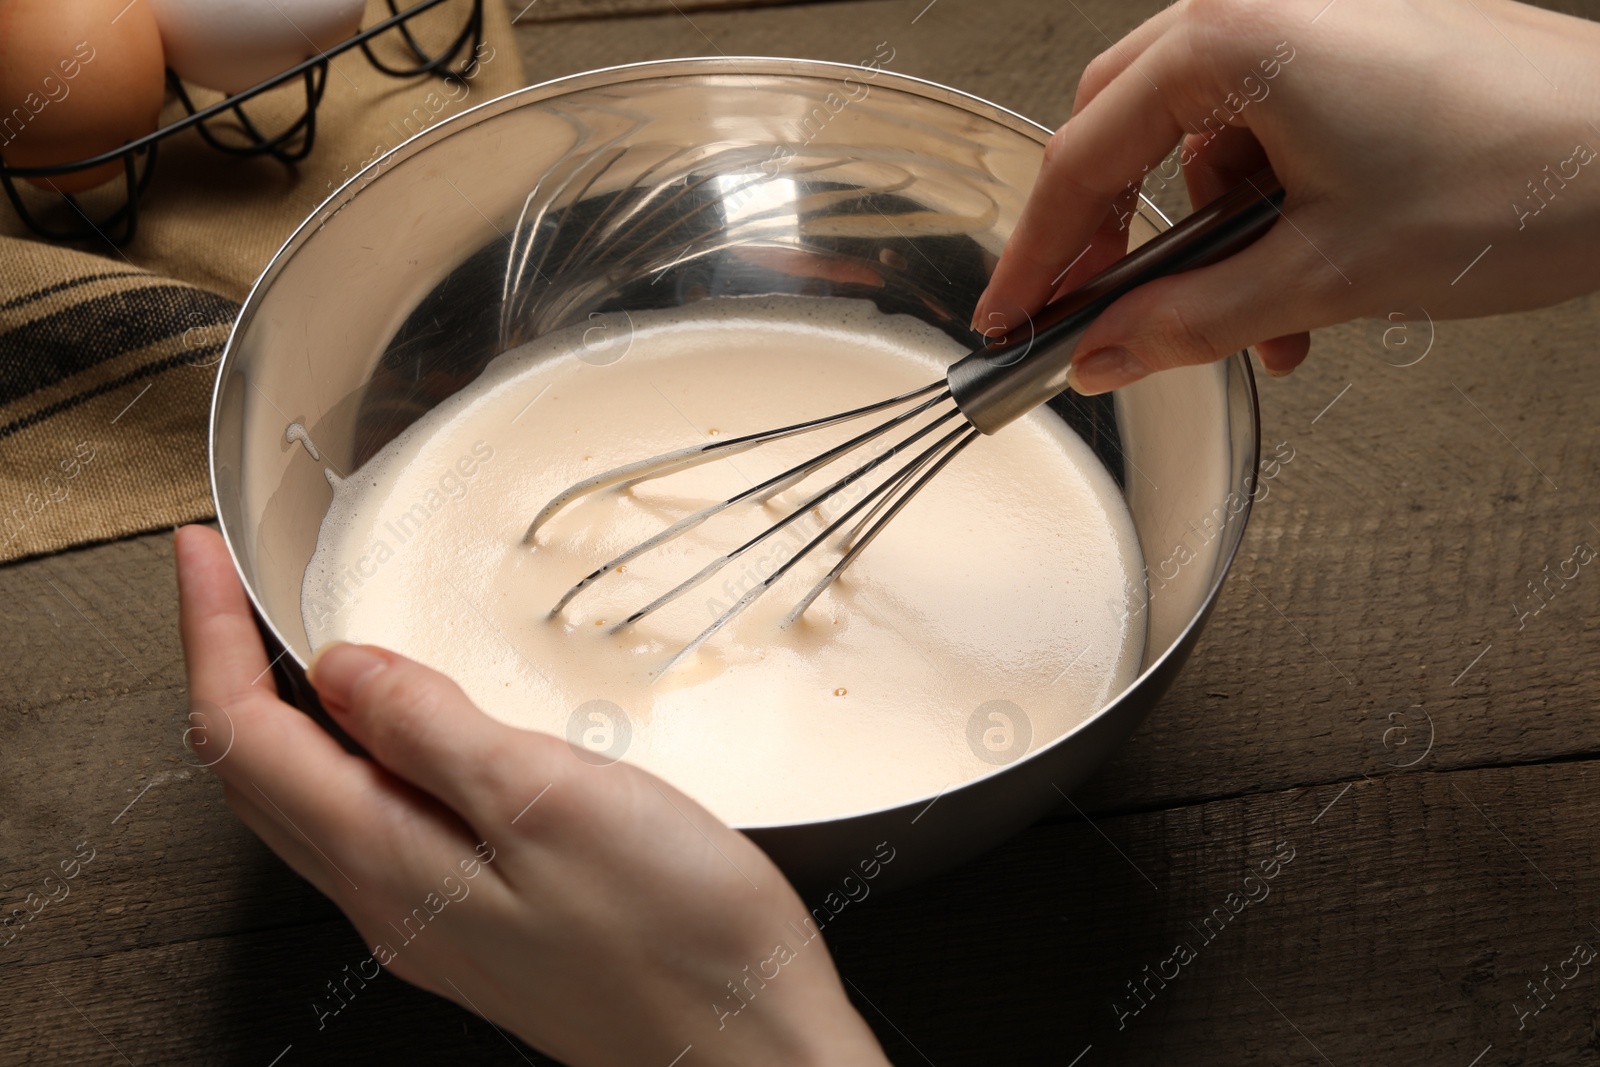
[0,0,524,563]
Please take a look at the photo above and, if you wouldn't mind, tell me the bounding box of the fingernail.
[1262,363,1295,378]
[973,306,1020,340]
[308,643,388,709]
[1067,347,1143,395]
[968,297,990,333]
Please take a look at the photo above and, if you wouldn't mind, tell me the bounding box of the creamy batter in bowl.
[210,59,1260,892]
[302,297,1149,827]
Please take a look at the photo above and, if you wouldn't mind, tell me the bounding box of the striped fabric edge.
[0,267,238,565]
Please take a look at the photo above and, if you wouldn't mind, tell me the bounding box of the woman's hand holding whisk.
[974,0,1600,394]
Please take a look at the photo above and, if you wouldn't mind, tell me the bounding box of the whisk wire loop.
[523,378,946,542]
[655,420,979,677]
[607,398,963,630]
[782,426,980,627]
[540,385,954,615]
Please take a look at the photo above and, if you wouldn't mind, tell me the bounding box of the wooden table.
[4,1,1599,1062]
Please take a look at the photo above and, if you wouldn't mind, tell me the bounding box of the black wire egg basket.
[0,0,485,246]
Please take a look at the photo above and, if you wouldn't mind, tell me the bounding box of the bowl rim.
[210,56,1260,831]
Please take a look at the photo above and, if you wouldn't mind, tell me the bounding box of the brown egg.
[0,0,166,193]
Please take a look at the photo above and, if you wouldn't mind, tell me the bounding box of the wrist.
[695,976,891,1067]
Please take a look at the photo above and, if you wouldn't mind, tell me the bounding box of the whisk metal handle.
[947,170,1287,434]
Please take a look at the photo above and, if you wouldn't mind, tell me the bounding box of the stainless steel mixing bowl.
[211,58,1258,894]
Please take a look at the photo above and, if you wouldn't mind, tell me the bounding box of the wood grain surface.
[3,0,1600,1063]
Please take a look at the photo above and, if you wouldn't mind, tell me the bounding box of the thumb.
[1066,221,1334,394]
[310,642,554,830]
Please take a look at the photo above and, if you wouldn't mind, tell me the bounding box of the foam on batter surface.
[303,296,1145,826]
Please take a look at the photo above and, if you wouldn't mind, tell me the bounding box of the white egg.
[146,0,366,95]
